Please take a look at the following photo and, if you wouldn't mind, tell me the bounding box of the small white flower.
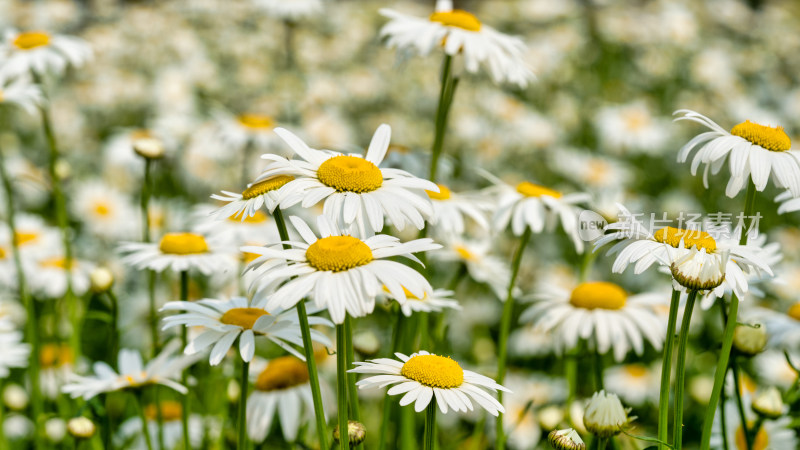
[1,29,91,78]
[119,232,237,275]
[583,390,630,438]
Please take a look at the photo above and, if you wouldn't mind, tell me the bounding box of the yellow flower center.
[623,364,648,378]
[401,354,464,389]
[40,343,73,368]
[383,285,424,301]
[516,181,562,198]
[219,307,269,329]
[0,246,6,259]
[788,302,800,321]
[731,120,791,152]
[93,201,112,217]
[242,250,260,264]
[569,281,627,310]
[158,233,209,255]
[426,184,452,201]
[255,356,310,391]
[13,231,40,246]
[306,236,373,272]
[429,10,482,32]
[144,401,183,422]
[229,210,269,224]
[654,227,717,252]
[317,156,383,193]
[13,31,51,50]
[242,175,294,200]
[237,114,274,130]
[735,424,768,450]
[40,257,74,270]
[455,245,477,261]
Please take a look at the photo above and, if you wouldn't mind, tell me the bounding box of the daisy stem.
[345,316,362,425]
[179,270,191,450]
[238,357,250,448]
[0,140,44,448]
[273,208,329,449]
[593,347,604,391]
[597,437,609,450]
[657,289,681,449]
[731,359,752,450]
[429,54,458,182]
[495,226,532,450]
[673,290,698,450]
[423,401,437,450]
[134,393,156,450]
[139,158,161,358]
[105,289,120,370]
[141,158,152,243]
[336,323,349,450]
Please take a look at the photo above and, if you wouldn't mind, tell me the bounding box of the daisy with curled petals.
[379,1,534,87]
[259,124,438,235]
[0,74,43,115]
[160,296,332,365]
[350,350,509,416]
[209,174,294,221]
[381,287,461,317]
[674,109,800,198]
[244,215,440,324]
[0,29,91,78]
[118,232,237,275]
[425,184,490,236]
[520,281,666,361]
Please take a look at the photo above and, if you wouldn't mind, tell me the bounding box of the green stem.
[673,290,697,450]
[731,360,751,450]
[424,401,437,450]
[141,158,152,243]
[345,316,361,421]
[336,324,349,450]
[429,54,458,182]
[594,347,604,391]
[495,226,532,450]
[179,271,190,450]
[106,290,120,370]
[720,376,729,450]
[378,308,405,450]
[273,208,329,449]
[238,357,250,448]
[134,394,155,450]
[658,289,682,449]
[597,437,609,450]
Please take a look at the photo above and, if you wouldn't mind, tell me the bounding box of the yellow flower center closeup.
[653,226,717,252]
[429,10,482,32]
[317,156,383,193]
[401,354,464,389]
[516,181,562,198]
[229,210,269,224]
[13,31,51,50]
[40,343,73,368]
[569,281,627,310]
[623,364,648,378]
[93,201,112,217]
[735,424,768,450]
[787,302,800,321]
[219,307,269,329]
[40,257,74,270]
[144,401,183,422]
[426,184,452,201]
[158,233,209,255]
[731,120,791,152]
[242,175,294,200]
[237,114,274,130]
[306,236,373,272]
[13,231,40,246]
[455,245,477,261]
[255,356,310,391]
[241,250,260,264]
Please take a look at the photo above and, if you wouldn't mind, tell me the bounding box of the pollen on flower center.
[654,226,717,252]
[569,282,627,310]
[14,31,51,50]
[306,236,373,272]
[401,354,464,388]
[255,356,310,391]
[220,307,270,329]
[426,184,451,200]
[242,175,294,200]
[731,120,791,152]
[238,114,274,130]
[516,181,562,198]
[144,401,183,422]
[429,10,482,32]
[787,302,800,322]
[229,210,269,223]
[317,156,383,193]
[158,233,209,255]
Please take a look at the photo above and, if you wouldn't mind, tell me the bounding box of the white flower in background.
[252,0,324,21]
[379,1,534,87]
[39,343,74,399]
[583,391,630,438]
[776,190,800,215]
[119,232,237,275]
[0,74,42,114]
[116,401,212,450]
[213,110,282,157]
[71,181,138,240]
[209,175,293,220]
[604,363,660,406]
[709,399,797,450]
[425,183,490,236]
[0,29,91,77]
[27,255,92,298]
[430,236,513,300]
[0,319,29,377]
[748,303,800,351]
[595,101,669,155]
[675,109,800,197]
[380,287,460,317]
[193,204,279,247]
[502,373,568,450]
[1,214,61,261]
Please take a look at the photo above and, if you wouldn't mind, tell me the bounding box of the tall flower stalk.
[672,290,698,449]
[179,270,191,450]
[336,323,350,450]
[429,54,459,182]
[657,289,681,450]
[237,358,250,448]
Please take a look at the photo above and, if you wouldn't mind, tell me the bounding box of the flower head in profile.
[380,287,460,317]
[210,175,294,220]
[424,183,490,236]
[548,428,586,450]
[583,391,632,438]
[119,232,237,275]
[349,350,509,416]
[1,29,92,77]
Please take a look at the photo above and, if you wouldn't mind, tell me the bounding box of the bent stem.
[336,323,350,450]
[424,401,437,450]
[238,357,250,448]
[273,208,329,449]
[673,290,697,450]
[495,226,532,450]
[658,289,682,449]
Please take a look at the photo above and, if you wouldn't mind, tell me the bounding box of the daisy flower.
[430,236,512,300]
[425,183,490,236]
[212,110,284,168]
[379,1,534,87]
[520,281,665,361]
[71,180,138,241]
[349,350,509,416]
[252,0,324,21]
[2,213,61,260]
[118,232,237,275]
[39,343,74,399]
[244,215,440,324]
[604,363,660,406]
[160,296,332,365]
[259,124,438,235]
[710,399,797,450]
[674,109,800,197]
[776,190,800,215]
[209,175,294,220]
[27,256,93,298]
[381,287,461,317]
[62,341,199,400]
[594,101,669,155]
[0,319,29,377]
[0,74,43,115]
[0,29,92,78]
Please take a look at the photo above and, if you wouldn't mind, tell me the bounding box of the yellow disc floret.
[145,401,183,422]
[229,210,269,223]
[238,114,274,130]
[13,31,51,50]
[220,307,270,329]
[731,120,791,152]
[255,356,310,391]
[158,233,209,255]
[654,227,717,252]
[306,236,373,272]
[401,354,464,389]
[735,424,768,450]
[569,281,627,310]
[787,302,800,322]
[426,184,452,201]
[242,175,294,200]
[317,156,383,193]
[13,231,40,246]
[429,10,482,32]
[516,182,562,198]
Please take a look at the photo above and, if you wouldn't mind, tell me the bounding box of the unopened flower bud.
[670,248,726,292]
[67,417,96,439]
[3,384,28,410]
[733,323,767,356]
[133,134,165,160]
[89,267,114,293]
[548,428,586,450]
[583,391,630,438]
[333,420,366,446]
[538,405,565,431]
[752,387,785,419]
[45,418,66,442]
[55,160,71,180]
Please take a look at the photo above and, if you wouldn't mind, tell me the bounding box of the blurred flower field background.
[2,0,800,449]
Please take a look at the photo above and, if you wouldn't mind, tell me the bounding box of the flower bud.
[583,391,630,438]
[67,417,96,439]
[333,420,366,446]
[547,428,586,450]
[752,387,785,419]
[89,267,114,293]
[3,384,29,410]
[538,405,565,431]
[45,417,66,442]
[670,248,726,292]
[132,134,165,160]
[733,323,767,356]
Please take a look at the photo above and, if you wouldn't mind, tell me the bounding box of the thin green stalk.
[673,290,697,449]
[658,289,682,449]
[0,379,5,449]
[731,361,751,450]
[424,401,437,450]
[273,208,329,449]
[141,158,152,243]
[139,159,160,358]
[594,348,604,391]
[336,324,349,450]
[284,20,296,70]
[720,377,729,450]
[0,140,44,449]
[238,357,250,448]
[429,54,458,182]
[345,316,361,423]
[495,226,532,450]
[106,289,120,369]
[179,271,190,450]
[378,308,405,450]
[597,437,609,450]
[134,394,155,450]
